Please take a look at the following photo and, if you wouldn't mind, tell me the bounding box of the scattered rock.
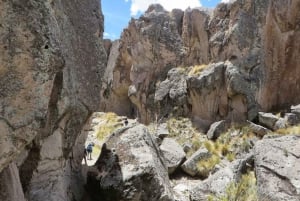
[157,123,170,139]
[247,121,271,137]
[254,135,300,201]
[284,113,299,126]
[258,112,280,130]
[291,104,300,118]
[183,143,193,153]
[207,120,228,140]
[274,118,287,130]
[181,148,211,177]
[160,138,186,174]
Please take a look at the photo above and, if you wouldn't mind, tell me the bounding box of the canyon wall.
[101,0,300,125]
[0,0,107,200]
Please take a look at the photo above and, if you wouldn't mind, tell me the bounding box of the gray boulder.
[258,112,280,130]
[254,135,300,201]
[160,138,186,174]
[247,121,271,137]
[274,118,287,130]
[207,120,227,140]
[157,123,170,139]
[291,104,300,118]
[181,148,211,176]
[183,143,193,153]
[190,166,235,201]
[284,113,299,126]
[88,124,174,201]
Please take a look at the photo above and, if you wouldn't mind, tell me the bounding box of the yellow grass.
[188,64,208,76]
[276,125,300,135]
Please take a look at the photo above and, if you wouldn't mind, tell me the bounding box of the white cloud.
[103,32,118,39]
[221,0,231,3]
[127,0,202,16]
[104,32,110,37]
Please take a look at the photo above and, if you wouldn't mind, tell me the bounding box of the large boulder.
[88,124,174,201]
[254,135,300,201]
[160,138,186,174]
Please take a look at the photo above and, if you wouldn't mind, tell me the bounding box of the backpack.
[87,144,93,152]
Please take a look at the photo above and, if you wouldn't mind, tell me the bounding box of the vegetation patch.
[165,117,206,156]
[208,171,258,201]
[276,124,300,135]
[95,112,123,141]
[197,155,221,178]
[196,126,257,177]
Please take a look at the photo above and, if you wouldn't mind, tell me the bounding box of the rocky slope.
[87,109,300,201]
[101,0,300,126]
[0,0,107,200]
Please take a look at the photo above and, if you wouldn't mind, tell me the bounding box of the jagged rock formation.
[101,0,300,125]
[0,0,107,200]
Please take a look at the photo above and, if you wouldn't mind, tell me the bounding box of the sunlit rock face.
[102,0,300,125]
[0,0,107,200]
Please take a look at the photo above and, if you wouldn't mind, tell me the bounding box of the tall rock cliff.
[101,0,300,126]
[0,0,107,200]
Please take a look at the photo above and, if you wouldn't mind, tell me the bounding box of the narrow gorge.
[0,0,299,201]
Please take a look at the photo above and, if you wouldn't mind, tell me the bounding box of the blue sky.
[102,0,228,40]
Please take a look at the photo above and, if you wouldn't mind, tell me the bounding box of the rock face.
[0,0,107,200]
[0,163,26,201]
[254,135,300,201]
[88,125,174,201]
[101,0,300,125]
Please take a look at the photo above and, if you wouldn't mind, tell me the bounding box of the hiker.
[83,147,87,165]
[124,118,128,126]
[86,143,94,160]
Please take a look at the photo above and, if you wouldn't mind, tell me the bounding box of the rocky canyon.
[0,0,300,201]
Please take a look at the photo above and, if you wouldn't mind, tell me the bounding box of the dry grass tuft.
[188,64,208,76]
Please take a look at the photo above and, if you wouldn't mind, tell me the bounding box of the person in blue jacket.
[86,143,94,160]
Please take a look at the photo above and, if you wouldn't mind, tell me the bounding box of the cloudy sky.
[102,0,229,40]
